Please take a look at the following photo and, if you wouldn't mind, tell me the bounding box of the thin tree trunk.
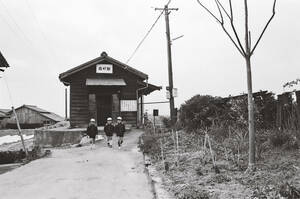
[244,0,255,170]
[246,57,255,169]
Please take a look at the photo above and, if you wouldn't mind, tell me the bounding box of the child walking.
[115,116,125,149]
[86,118,98,149]
[104,117,114,148]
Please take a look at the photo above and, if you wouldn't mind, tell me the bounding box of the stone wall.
[34,129,85,147]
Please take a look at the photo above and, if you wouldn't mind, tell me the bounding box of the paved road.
[0,130,153,199]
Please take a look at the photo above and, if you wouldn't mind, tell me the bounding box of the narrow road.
[0,130,153,199]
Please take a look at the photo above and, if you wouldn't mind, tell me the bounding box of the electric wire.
[126,0,172,64]
[24,0,60,64]
[0,0,36,50]
[3,74,14,107]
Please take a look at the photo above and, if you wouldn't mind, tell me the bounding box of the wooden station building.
[59,52,161,128]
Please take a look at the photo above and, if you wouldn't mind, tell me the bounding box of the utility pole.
[12,106,28,157]
[65,88,68,120]
[155,5,178,126]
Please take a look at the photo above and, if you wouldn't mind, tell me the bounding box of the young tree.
[197,0,277,171]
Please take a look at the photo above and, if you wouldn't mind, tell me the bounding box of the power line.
[3,74,14,107]
[24,0,60,64]
[0,0,36,50]
[126,0,172,64]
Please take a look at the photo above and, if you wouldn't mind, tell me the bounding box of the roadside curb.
[143,154,173,199]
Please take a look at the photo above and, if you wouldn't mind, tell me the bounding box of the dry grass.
[141,129,300,198]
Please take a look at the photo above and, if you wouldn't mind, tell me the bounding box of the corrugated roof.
[0,109,10,113]
[59,51,148,83]
[86,78,127,86]
[40,113,64,122]
[0,112,9,118]
[9,105,64,122]
[24,105,50,113]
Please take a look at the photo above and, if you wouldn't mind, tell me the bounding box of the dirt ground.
[0,130,154,199]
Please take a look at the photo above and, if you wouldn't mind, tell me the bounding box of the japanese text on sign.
[96,64,113,74]
[120,100,137,112]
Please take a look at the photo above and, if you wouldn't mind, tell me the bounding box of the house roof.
[59,51,148,83]
[137,81,162,96]
[0,109,10,113]
[0,112,8,118]
[40,113,65,122]
[0,50,9,69]
[224,90,269,100]
[0,109,10,118]
[10,105,64,122]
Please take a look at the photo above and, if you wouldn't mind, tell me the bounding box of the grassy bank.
[139,126,300,198]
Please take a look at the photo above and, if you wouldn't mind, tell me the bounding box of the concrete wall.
[34,129,85,147]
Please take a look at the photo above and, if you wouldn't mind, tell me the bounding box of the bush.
[179,91,277,132]
[179,95,232,131]
[138,133,161,159]
[173,185,210,199]
[161,116,172,128]
[0,150,26,164]
[269,129,299,149]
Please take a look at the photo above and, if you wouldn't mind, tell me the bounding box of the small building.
[4,105,64,129]
[59,51,161,128]
[0,109,10,129]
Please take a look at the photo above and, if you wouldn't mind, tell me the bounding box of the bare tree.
[197,0,277,171]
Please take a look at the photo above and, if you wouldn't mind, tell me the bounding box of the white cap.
[107,117,112,121]
[90,118,95,122]
[117,116,122,120]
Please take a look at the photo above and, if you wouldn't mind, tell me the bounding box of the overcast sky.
[0,0,299,116]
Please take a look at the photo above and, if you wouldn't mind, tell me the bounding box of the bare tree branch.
[196,0,222,23]
[249,31,252,50]
[229,0,233,19]
[220,25,245,56]
[228,0,246,56]
[197,0,245,56]
[216,0,231,19]
[250,0,277,55]
[244,0,250,55]
[215,0,224,24]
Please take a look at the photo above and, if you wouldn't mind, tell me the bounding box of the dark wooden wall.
[5,107,54,129]
[66,60,144,128]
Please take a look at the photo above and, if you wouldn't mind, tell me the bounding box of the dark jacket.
[86,123,98,138]
[104,123,114,136]
[115,122,125,137]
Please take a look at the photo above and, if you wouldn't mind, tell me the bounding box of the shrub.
[138,133,161,158]
[179,95,232,131]
[161,116,172,128]
[269,129,299,149]
[173,185,210,199]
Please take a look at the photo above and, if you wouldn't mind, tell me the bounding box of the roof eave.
[59,53,148,83]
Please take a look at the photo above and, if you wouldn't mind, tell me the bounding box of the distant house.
[0,109,10,129]
[0,50,9,72]
[4,105,64,129]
